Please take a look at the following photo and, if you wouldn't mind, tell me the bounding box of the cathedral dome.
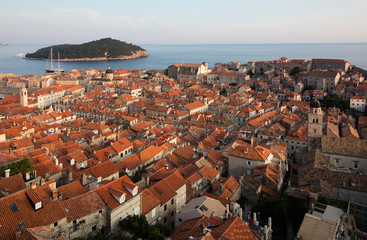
[106,66,113,74]
[310,98,321,108]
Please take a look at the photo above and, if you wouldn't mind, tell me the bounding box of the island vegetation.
[25,38,147,61]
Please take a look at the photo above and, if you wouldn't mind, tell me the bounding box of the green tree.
[251,193,308,238]
[119,215,167,240]
[260,67,265,75]
[4,159,34,177]
[290,67,301,77]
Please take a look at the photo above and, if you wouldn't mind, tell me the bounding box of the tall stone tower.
[20,85,28,107]
[307,96,323,150]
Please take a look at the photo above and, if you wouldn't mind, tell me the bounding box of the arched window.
[313,119,315,123]
[316,119,318,124]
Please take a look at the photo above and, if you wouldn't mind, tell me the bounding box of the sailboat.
[45,48,65,73]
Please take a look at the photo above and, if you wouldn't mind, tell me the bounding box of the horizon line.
[7,41,367,46]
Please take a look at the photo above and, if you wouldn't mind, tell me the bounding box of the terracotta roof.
[87,160,119,179]
[96,175,140,210]
[138,145,163,163]
[0,174,26,196]
[229,145,272,161]
[170,216,256,240]
[115,154,142,172]
[141,188,162,215]
[61,191,105,222]
[56,180,89,200]
[184,101,206,111]
[0,183,66,239]
[199,166,219,183]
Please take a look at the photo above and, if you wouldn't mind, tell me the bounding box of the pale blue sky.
[1,0,366,44]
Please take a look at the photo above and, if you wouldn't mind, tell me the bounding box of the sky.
[1,0,366,45]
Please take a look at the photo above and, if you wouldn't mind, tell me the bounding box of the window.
[18,222,25,228]
[335,159,340,166]
[247,161,251,166]
[152,208,156,218]
[92,225,97,232]
[99,210,103,214]
[54,222,58,227]
[171,199,174,205]
[179,218,182,222]
[10,203,18,213]
[354,161,359,169]
[314,129,317,133]
[164,217,167,223]
[164,204,167,211]
[171,211,174,217]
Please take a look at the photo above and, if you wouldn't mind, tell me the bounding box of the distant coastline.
[24,38,147,62]
[24,50,148,62]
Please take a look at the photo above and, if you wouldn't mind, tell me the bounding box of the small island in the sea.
[25,38,147,61]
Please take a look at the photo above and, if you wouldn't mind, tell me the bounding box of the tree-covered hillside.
[25,38,146,59]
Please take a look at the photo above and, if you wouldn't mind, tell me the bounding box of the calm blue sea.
[0,43,366,75]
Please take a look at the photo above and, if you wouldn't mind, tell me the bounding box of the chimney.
[51,189,58,201]
[225,204,229,217]
[58,190,63,201]
[40,178,45,186]
[253,212,257,225]
[145,174,150,187]
[25,172,30,180]
[268,217,272,231]
[239,208,243,220]
[59,163,63,169]
[67,168,73,182]
[81,173,87,186]
[53,156,59,166]
[219,183,224,193]
[31,181,37,189]
[264,225,268,240]
[5,169,10,178]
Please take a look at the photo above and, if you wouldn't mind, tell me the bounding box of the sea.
[1,43,367,75]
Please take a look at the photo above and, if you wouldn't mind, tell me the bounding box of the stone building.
[311,58,350,72]
[228,145,273,178]
[96,176,141,232]
[168,62,209,81]
[307,70,340,94]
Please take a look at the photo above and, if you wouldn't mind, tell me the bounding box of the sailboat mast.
[50,48,54,70]
[58,52,61,70]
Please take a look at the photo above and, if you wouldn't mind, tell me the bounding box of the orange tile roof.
[96,175,140,210]
[0,184,66,239]
[0,174,26,195]
[199,166,219,183]
[141,188,161,215]
[184,101,206,111]
[138,145,163,163]
[87,160,119,179]
[56,180,89,200]
[115,154,142,172]
[61,191,105,222]
[229,145,272,161]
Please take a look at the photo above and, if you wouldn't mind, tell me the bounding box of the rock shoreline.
[25,50,148,62]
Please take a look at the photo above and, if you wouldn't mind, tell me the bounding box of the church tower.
[106,65,114,81]
[20,85,28,107]
[307,96,323,139]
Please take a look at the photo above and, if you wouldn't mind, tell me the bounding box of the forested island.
[25,38,147,61]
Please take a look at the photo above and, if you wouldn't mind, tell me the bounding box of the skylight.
[10,203,18,213]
